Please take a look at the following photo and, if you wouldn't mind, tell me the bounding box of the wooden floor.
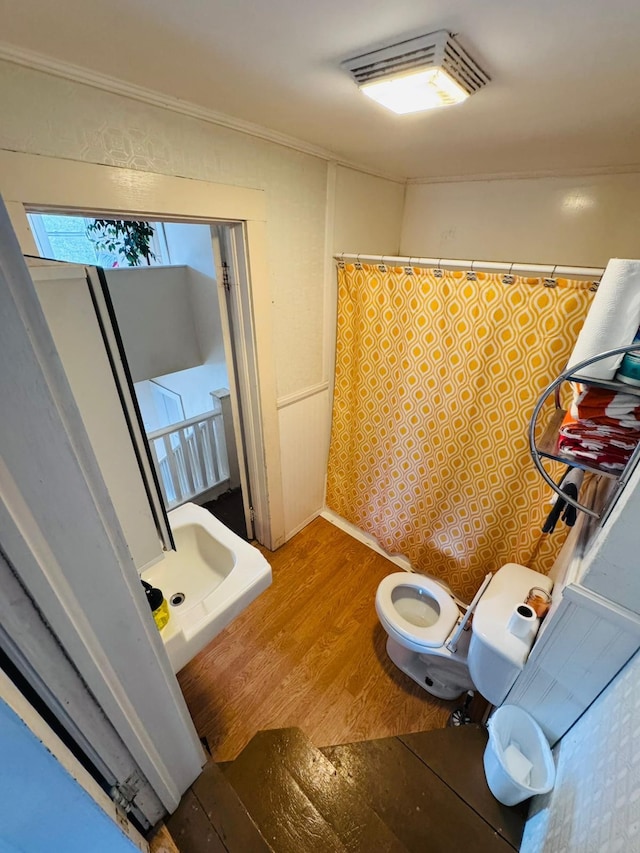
[178,518,456,762]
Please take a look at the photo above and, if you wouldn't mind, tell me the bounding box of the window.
[28,214,170,268]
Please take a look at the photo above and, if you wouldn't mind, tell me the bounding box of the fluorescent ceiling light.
[342,30,489,116]
[361,67,469,114]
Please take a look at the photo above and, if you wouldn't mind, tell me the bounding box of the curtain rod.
[334,253,604,280]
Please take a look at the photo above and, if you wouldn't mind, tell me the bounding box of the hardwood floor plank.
[398,726,528,850]
[223,731,347,853]
[149,825,180,853]
[224,728,408,853]
[178,518,456,762]
[191,761,271,853]
[322,738,513,853]
[165,790,227,853]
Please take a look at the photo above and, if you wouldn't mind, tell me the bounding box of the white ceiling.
[2,0,640,180]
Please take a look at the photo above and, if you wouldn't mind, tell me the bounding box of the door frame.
[0,199,205,813]
[0,546,164,829]
[0,149,285,551]
[0,666,150,852]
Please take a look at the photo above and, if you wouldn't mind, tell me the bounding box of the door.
[212,225,255,539]
[0,547,164,830]
[28,258,173,569]
[0,197,204,819]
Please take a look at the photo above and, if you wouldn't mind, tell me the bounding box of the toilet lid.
[376,573,460,649]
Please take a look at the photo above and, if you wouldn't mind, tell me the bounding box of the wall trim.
[407,163,640,185]
[320,508,413,572]
[276,381,329,410]
[3,43,638,188]
[0,42,405,185]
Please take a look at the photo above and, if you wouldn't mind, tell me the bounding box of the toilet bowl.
[375,564,554,704]
[375,572,474,700]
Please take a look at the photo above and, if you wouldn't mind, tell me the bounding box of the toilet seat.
[376,573,460,649]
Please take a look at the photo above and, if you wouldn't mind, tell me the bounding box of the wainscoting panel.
[278,384,331,540]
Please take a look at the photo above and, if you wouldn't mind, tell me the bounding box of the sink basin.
[142,502,271,672]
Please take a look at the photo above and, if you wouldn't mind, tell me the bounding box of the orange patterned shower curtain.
[326,262,596,600]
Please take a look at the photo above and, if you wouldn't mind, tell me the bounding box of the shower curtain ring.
[545,264,558,288]
[434,258,443,278]
[503,261,515,285]
[467,260,477,281]
[355,253,362,269]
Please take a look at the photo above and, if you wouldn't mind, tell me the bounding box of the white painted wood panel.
[507,584,640,745]
[278,385,331,539]
[105,266,201,383]
[31,263,163,572]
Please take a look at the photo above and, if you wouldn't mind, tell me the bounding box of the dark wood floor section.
[178,517,456,762]
[202,488,248,540]
[166,725,527,852]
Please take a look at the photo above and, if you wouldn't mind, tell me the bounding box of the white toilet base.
[385,635,475,701]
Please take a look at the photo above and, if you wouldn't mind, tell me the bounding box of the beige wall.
[401,173,640,267]
[0,59,327,400]
[333,165,404,254]
[0,59,405,540]
[276,164,405,540]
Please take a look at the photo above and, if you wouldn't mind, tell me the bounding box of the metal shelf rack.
[529,344,640,521]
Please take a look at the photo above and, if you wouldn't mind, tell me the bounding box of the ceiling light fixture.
[342,30,489,115]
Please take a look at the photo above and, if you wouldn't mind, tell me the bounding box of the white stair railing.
[147,403,230,510]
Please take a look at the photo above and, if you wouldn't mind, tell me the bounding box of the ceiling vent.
[342,30,490,114]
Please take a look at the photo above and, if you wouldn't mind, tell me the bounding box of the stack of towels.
[557,385,640,473]
[562,258,640,473]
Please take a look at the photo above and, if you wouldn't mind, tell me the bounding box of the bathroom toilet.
[375,563,553,703]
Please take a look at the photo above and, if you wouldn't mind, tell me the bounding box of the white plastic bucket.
[483,705,556,806]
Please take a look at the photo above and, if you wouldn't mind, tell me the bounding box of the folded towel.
[567,259,640,380]
[556,410,640,473]
[570,384,640,430]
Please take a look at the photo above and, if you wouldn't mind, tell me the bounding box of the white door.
[0,198,204,818]
[28,258,173,570]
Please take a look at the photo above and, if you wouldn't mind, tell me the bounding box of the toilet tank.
[468,563,553,706]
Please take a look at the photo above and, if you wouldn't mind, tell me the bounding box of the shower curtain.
[326,262,596,600]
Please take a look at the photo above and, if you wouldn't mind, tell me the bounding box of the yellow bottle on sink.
[142,580,170,631]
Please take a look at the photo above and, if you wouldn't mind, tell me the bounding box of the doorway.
[0,153,284,826]
[28,212,252,540]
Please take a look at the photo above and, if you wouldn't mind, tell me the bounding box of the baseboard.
[285,510,322,542]
[320,508,413,572]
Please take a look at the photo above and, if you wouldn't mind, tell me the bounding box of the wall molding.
[0,42,404,185]
[407,163,640,185]
[276,381,329,410]
[3,42,638,188]
[320,508,413,572]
